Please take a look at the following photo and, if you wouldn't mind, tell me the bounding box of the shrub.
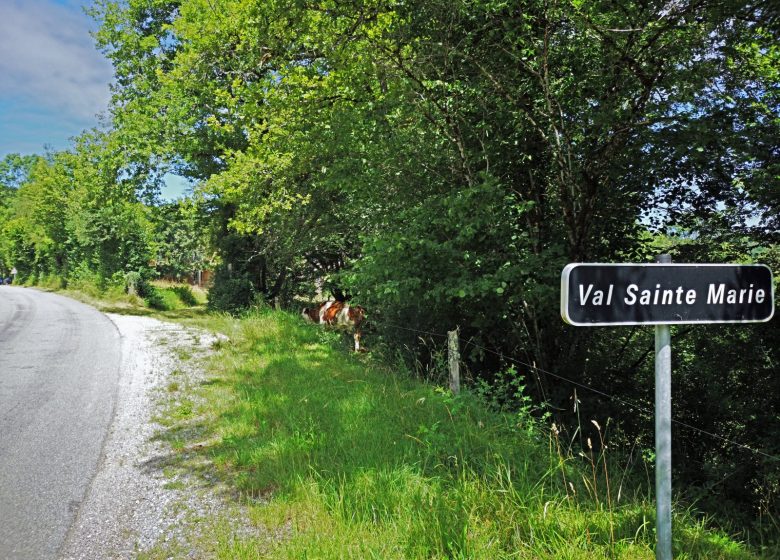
[144,287,167,310]
[171,285,198,306]
[124,270,150,296]
[207,266,256,313]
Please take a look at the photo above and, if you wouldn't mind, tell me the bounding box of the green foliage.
[0,0,771,543]
[207,266,256,313]
[2,133,157,285]
[342,174,566,377]
[0,132,157,288]
[141,282,203,311]
[147,308,759,559]
[124,270,145,295]
[150,198,211,280]
[0,154,37,273]
[0,153,38,191]
[169,284,198,306]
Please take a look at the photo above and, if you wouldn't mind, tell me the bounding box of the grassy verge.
[146,308,761,560]
[33,277,210,320]
[24,280,767,558]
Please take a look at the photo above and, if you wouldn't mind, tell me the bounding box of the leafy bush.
[143,287,167,310]
[68,264,110,298]
[170,285,198,306]
[207,266,256,313]
[124,270,156,298]
[144,284,201,311]
[124,271,143,295]
[35,274,66,290]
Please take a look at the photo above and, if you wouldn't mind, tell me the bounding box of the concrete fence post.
[448,329,460,395]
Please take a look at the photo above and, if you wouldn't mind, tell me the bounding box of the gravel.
[59,314,244,559]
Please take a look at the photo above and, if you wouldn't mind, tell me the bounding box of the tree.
[151,197,211,280]
[88,0,780,537]
[0,132,155,285]
[0,154,38,271]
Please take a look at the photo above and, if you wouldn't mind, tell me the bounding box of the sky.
[0,0,190,199]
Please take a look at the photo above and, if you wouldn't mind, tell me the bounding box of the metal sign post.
[654,254,673,560]
[560,257,774,559]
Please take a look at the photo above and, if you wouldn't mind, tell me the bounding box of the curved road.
[0,287,121,559]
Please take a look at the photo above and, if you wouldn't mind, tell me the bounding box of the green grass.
[149,308,763,559]
[33,277,210,320]
[147,280,207,309]
[24,278,769,558]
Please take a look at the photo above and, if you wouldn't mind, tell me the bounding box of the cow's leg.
[354,331,361,352]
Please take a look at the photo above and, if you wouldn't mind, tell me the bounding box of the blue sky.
[0,0,189,199]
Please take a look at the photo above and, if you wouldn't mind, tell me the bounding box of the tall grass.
[153,308,762,560]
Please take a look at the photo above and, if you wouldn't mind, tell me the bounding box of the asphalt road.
[0,287,121,559]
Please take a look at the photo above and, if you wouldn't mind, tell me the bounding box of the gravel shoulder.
[59,314,238,559]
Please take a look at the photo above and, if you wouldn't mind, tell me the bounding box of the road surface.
[0,287,121,559]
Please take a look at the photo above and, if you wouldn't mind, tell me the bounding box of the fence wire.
[367,318,780,463]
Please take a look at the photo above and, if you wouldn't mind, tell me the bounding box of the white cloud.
[0,0,113,123]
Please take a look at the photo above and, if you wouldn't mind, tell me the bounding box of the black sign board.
[561,263,775,326]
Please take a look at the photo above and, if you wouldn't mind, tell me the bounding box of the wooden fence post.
[448,329,460,395]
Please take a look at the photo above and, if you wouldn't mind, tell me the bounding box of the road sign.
[561,258,775,560]
[561,263,774,326]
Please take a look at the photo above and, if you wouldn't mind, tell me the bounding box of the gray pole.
[655,254,673,560]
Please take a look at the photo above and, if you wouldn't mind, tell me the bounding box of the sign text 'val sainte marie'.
[561,263,774,326]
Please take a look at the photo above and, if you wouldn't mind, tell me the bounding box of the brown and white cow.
[301,301,366,352]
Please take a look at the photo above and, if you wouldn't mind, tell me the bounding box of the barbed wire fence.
[365,316,780,463]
